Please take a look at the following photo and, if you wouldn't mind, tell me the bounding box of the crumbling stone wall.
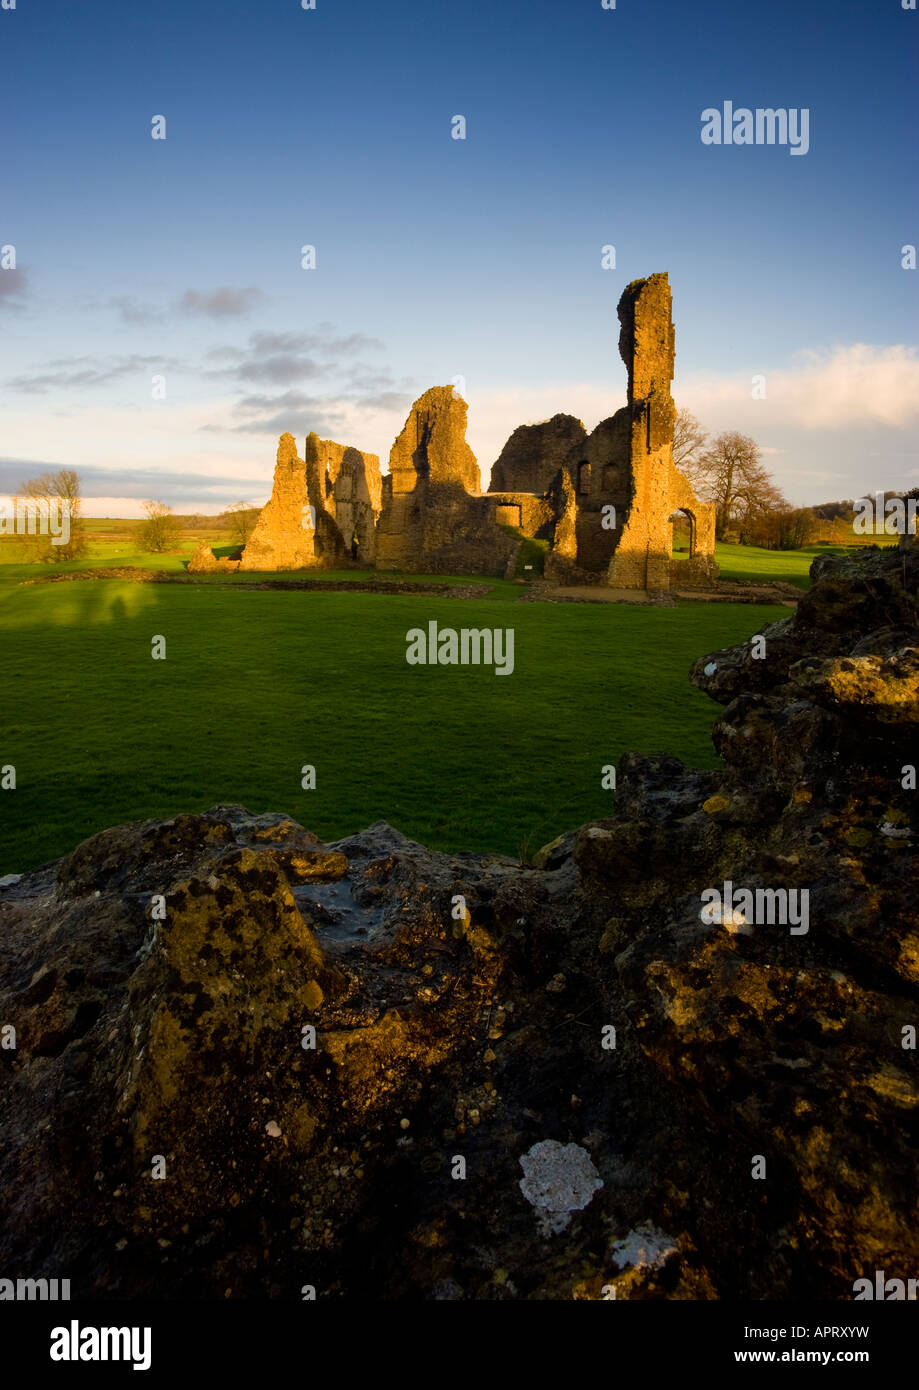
[668,460,719,587]
[541,467,580,581]
[227,274,716,587]
[234,432,382,572]
[606,274,717,590]
[489,414,587,495]
[187,541,240,574]
[375,387,520,576]
[305,434,382,565]
[389,385,480,493]
[238,434,320,571]
[572,409,633,574]
[487,491,555,537]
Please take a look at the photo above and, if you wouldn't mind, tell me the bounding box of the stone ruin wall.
[375,386,522,578]
[667,459,719,586]
[191,274,717,588]
[481,274,717,589]
[304,434,382,566]
[238,433,316,572]
[221,433,382,573]
[487,492,555,535]
[489,415,587,496]
[569,409,633,574]
[606,273,717,589]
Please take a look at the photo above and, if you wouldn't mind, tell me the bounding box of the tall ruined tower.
[607,273,677,589]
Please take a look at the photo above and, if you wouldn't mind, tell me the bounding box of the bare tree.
[693,431,785,538]
[672,407,709,490]
[136,500,180,554]
[19,467,87,561]
[223,500,260,546]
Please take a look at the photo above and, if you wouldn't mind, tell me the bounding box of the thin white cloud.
[679,344,919,430]
[3,343,915,509]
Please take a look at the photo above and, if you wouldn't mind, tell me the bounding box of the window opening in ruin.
[672,508,695,555]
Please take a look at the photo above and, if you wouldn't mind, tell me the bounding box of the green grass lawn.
[0,564,787,872]
[0,537,520,595]
[713,538,895,589]
[3,527,894,593]
[4,528,893,871]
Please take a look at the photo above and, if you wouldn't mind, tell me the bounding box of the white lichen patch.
[610,1223,678,1271]
[519,1140,603,1235]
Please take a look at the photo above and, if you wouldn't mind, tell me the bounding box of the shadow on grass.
[1,579,789,872]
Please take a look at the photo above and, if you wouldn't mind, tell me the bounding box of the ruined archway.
[671,507,696,556]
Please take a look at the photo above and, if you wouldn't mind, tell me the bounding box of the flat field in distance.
[1,545,791,872]
[3,526,896,871]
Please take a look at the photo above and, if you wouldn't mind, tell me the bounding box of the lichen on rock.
[0,541,916,1298]
[518,1140,603,1234]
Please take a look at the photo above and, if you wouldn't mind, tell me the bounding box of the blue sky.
[1,0,916,512]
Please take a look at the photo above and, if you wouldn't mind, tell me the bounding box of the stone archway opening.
[671,507,697,556]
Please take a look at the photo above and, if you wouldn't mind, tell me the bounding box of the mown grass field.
[1,526,893,873]
[713,540,837,589]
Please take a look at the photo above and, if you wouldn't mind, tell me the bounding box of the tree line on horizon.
[6,451,914,562]
[2,483,261,560]
[672,409,918,551]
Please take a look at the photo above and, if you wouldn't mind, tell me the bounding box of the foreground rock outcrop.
[1,541,916,1299]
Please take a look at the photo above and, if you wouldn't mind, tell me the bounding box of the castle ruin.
[190,273,717,589]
